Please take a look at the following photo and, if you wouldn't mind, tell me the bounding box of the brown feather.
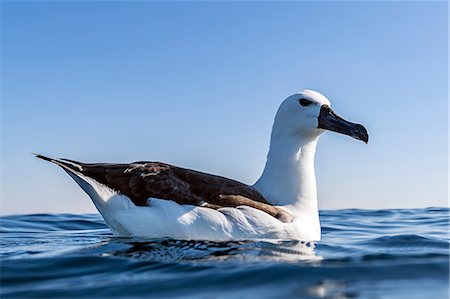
[35,154,292,223]
[79,161,268,207]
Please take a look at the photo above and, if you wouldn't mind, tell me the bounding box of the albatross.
[36,90,368,241]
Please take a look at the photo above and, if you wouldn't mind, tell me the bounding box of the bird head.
[272,90,369,144]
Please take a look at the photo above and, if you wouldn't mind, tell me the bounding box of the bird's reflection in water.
[305,280,358,299]
[98,239,322,263]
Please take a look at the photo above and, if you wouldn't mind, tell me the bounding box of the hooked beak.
[318,105,369,143]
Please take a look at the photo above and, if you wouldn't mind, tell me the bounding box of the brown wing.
[64,160,268,206]
[36,155,291,222]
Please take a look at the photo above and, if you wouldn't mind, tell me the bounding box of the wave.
[1,208,449,298]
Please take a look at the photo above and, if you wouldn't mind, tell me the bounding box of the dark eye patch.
[299,99,313,107]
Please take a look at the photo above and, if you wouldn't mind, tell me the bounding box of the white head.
[271,89,368,144]
[254,90,368,240]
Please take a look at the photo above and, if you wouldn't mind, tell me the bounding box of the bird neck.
[254,133,319,213]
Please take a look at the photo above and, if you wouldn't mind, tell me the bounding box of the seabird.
[36,90,368,241]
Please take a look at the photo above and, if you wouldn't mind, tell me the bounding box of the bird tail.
[34,153,132,236]
[33,154,98,197]
[33,153,84,173]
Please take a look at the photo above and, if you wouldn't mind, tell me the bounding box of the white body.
[66,90,332,241]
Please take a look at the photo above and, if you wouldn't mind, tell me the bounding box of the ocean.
[1,208,448,298]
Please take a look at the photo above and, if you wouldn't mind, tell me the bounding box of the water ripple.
[1,208,448,298]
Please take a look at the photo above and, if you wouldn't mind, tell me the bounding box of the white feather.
[53,90,341,241]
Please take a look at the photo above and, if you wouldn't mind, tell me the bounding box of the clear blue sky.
[1,1,447,214]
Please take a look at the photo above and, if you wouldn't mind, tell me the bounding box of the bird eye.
[299,99,313,107]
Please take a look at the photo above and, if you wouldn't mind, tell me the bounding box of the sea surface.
[1,208,448,299]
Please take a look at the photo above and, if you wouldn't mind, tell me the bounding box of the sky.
[1,1,448,214]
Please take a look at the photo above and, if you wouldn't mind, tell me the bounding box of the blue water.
[1,208,448,298]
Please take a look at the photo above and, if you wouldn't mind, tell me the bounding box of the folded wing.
[35,154,292,222]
